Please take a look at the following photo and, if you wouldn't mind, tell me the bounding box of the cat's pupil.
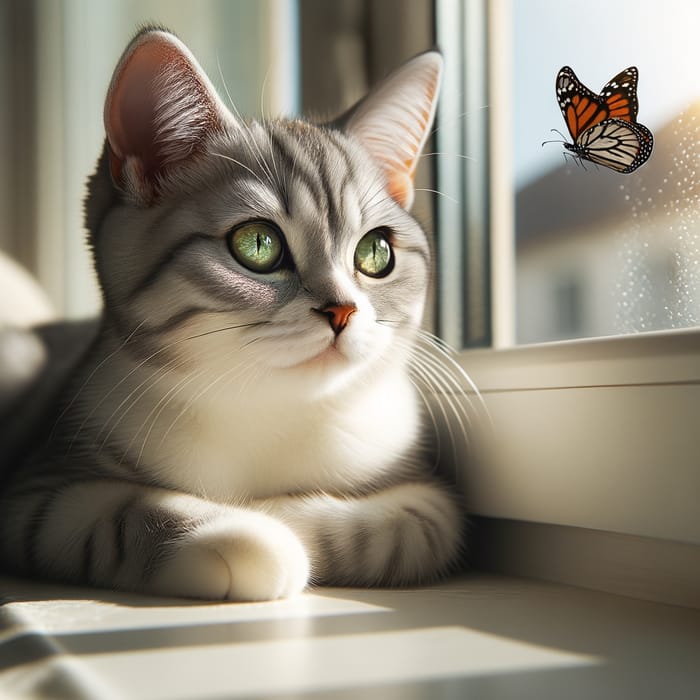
[354,229,394,278]
[229,221,284,273]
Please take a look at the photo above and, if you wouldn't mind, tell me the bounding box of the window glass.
[514,0,700,344]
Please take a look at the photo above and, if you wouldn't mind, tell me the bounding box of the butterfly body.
[554,65,653,173]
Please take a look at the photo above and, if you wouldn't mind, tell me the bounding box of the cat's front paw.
[150,511,309,601]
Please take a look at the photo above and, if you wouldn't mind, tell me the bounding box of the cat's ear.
[104,28,230,202]
[341,51,442,210]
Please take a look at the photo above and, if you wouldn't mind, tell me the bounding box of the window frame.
[435,0,700,547]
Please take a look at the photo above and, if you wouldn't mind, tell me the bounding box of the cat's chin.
[278,336,385,372]
[263,336,355,372]
[291,344,347,370]
[267,341,377,396]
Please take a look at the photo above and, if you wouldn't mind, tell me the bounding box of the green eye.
[354,229,394,278]
[229,221,284,273]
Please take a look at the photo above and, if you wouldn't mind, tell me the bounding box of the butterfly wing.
[600,66,639,122]
[575,118,653,173]
[556,65,641,142]
[556,66,610,140]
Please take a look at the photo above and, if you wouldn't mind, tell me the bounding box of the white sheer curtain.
[2,0,299,319]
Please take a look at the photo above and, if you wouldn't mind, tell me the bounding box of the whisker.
[71,320,266,452]
[378,320,492,448]
[411,342,477,420]
[415,329,493,431]
[216,56,247,125]
[184,321,269,341]
[209,151,269,190]
[406,374,443,470]
[372,349,442,472]
[110,324,269,452]
[402,350,458,470]
[50,318,148,441]
[407,341,471,430]
[130,365,209,470]
[419,151,476,163]
[408,346,476,467]
[264,127,284,201]
[246,134,277,190]
[213,58,278,192]
[382,330,467,470]
[157,363,251,468]
[157,345,263,450]
[95,353,188,452]
[414,188,459,204]
[259,66,271,121]
[429,104,489,139]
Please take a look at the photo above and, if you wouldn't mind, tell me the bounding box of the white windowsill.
[461,326,700,390]
[2,572,699,699]
[444,328,700,546]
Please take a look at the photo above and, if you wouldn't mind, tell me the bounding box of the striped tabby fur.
[0,28,464,600]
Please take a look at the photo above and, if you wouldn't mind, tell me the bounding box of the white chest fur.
[133,367,421,501]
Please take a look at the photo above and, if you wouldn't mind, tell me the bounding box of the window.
[435,0,700,548]
[438,0,700,347]
[552,276,585,339]
[514,0,700,344]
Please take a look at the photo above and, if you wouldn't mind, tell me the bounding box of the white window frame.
[436,0,700,548]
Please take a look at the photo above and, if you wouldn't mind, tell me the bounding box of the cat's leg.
[0,478,308,601]
[263,481,464,587]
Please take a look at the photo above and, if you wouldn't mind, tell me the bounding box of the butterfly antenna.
[542,128,569,147]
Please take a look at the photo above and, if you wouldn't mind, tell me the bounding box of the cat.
[0,27,465,601]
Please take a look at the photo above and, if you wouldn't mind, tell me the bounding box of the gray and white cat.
[0,28,464,601]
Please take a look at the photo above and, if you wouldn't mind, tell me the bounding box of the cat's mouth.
[293,342,346,369]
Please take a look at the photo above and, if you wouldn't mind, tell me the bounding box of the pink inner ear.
[345,52,442,211]
[386,171,413,209]
[104,32,224,188]
[107,40,173,181]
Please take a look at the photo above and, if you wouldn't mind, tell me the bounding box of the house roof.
[516,105,699,247]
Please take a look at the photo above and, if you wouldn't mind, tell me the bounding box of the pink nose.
[316,303,357,335]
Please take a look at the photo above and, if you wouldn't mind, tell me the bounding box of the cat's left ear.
[340,51,442,210]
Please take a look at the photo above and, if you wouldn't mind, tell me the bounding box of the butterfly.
[553,65,653,173]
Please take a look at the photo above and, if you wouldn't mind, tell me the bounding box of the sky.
[513,0,700,187]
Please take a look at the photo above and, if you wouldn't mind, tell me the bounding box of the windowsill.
[442,328,700,547]
[2,571,700,699]
[461,326,700,390]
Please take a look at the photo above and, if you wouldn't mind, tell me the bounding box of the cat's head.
[86,28,441,397]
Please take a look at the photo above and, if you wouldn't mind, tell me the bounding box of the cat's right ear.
[104,28,232,203]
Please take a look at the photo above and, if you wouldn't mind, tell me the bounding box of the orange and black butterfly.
[554,66,653,173]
